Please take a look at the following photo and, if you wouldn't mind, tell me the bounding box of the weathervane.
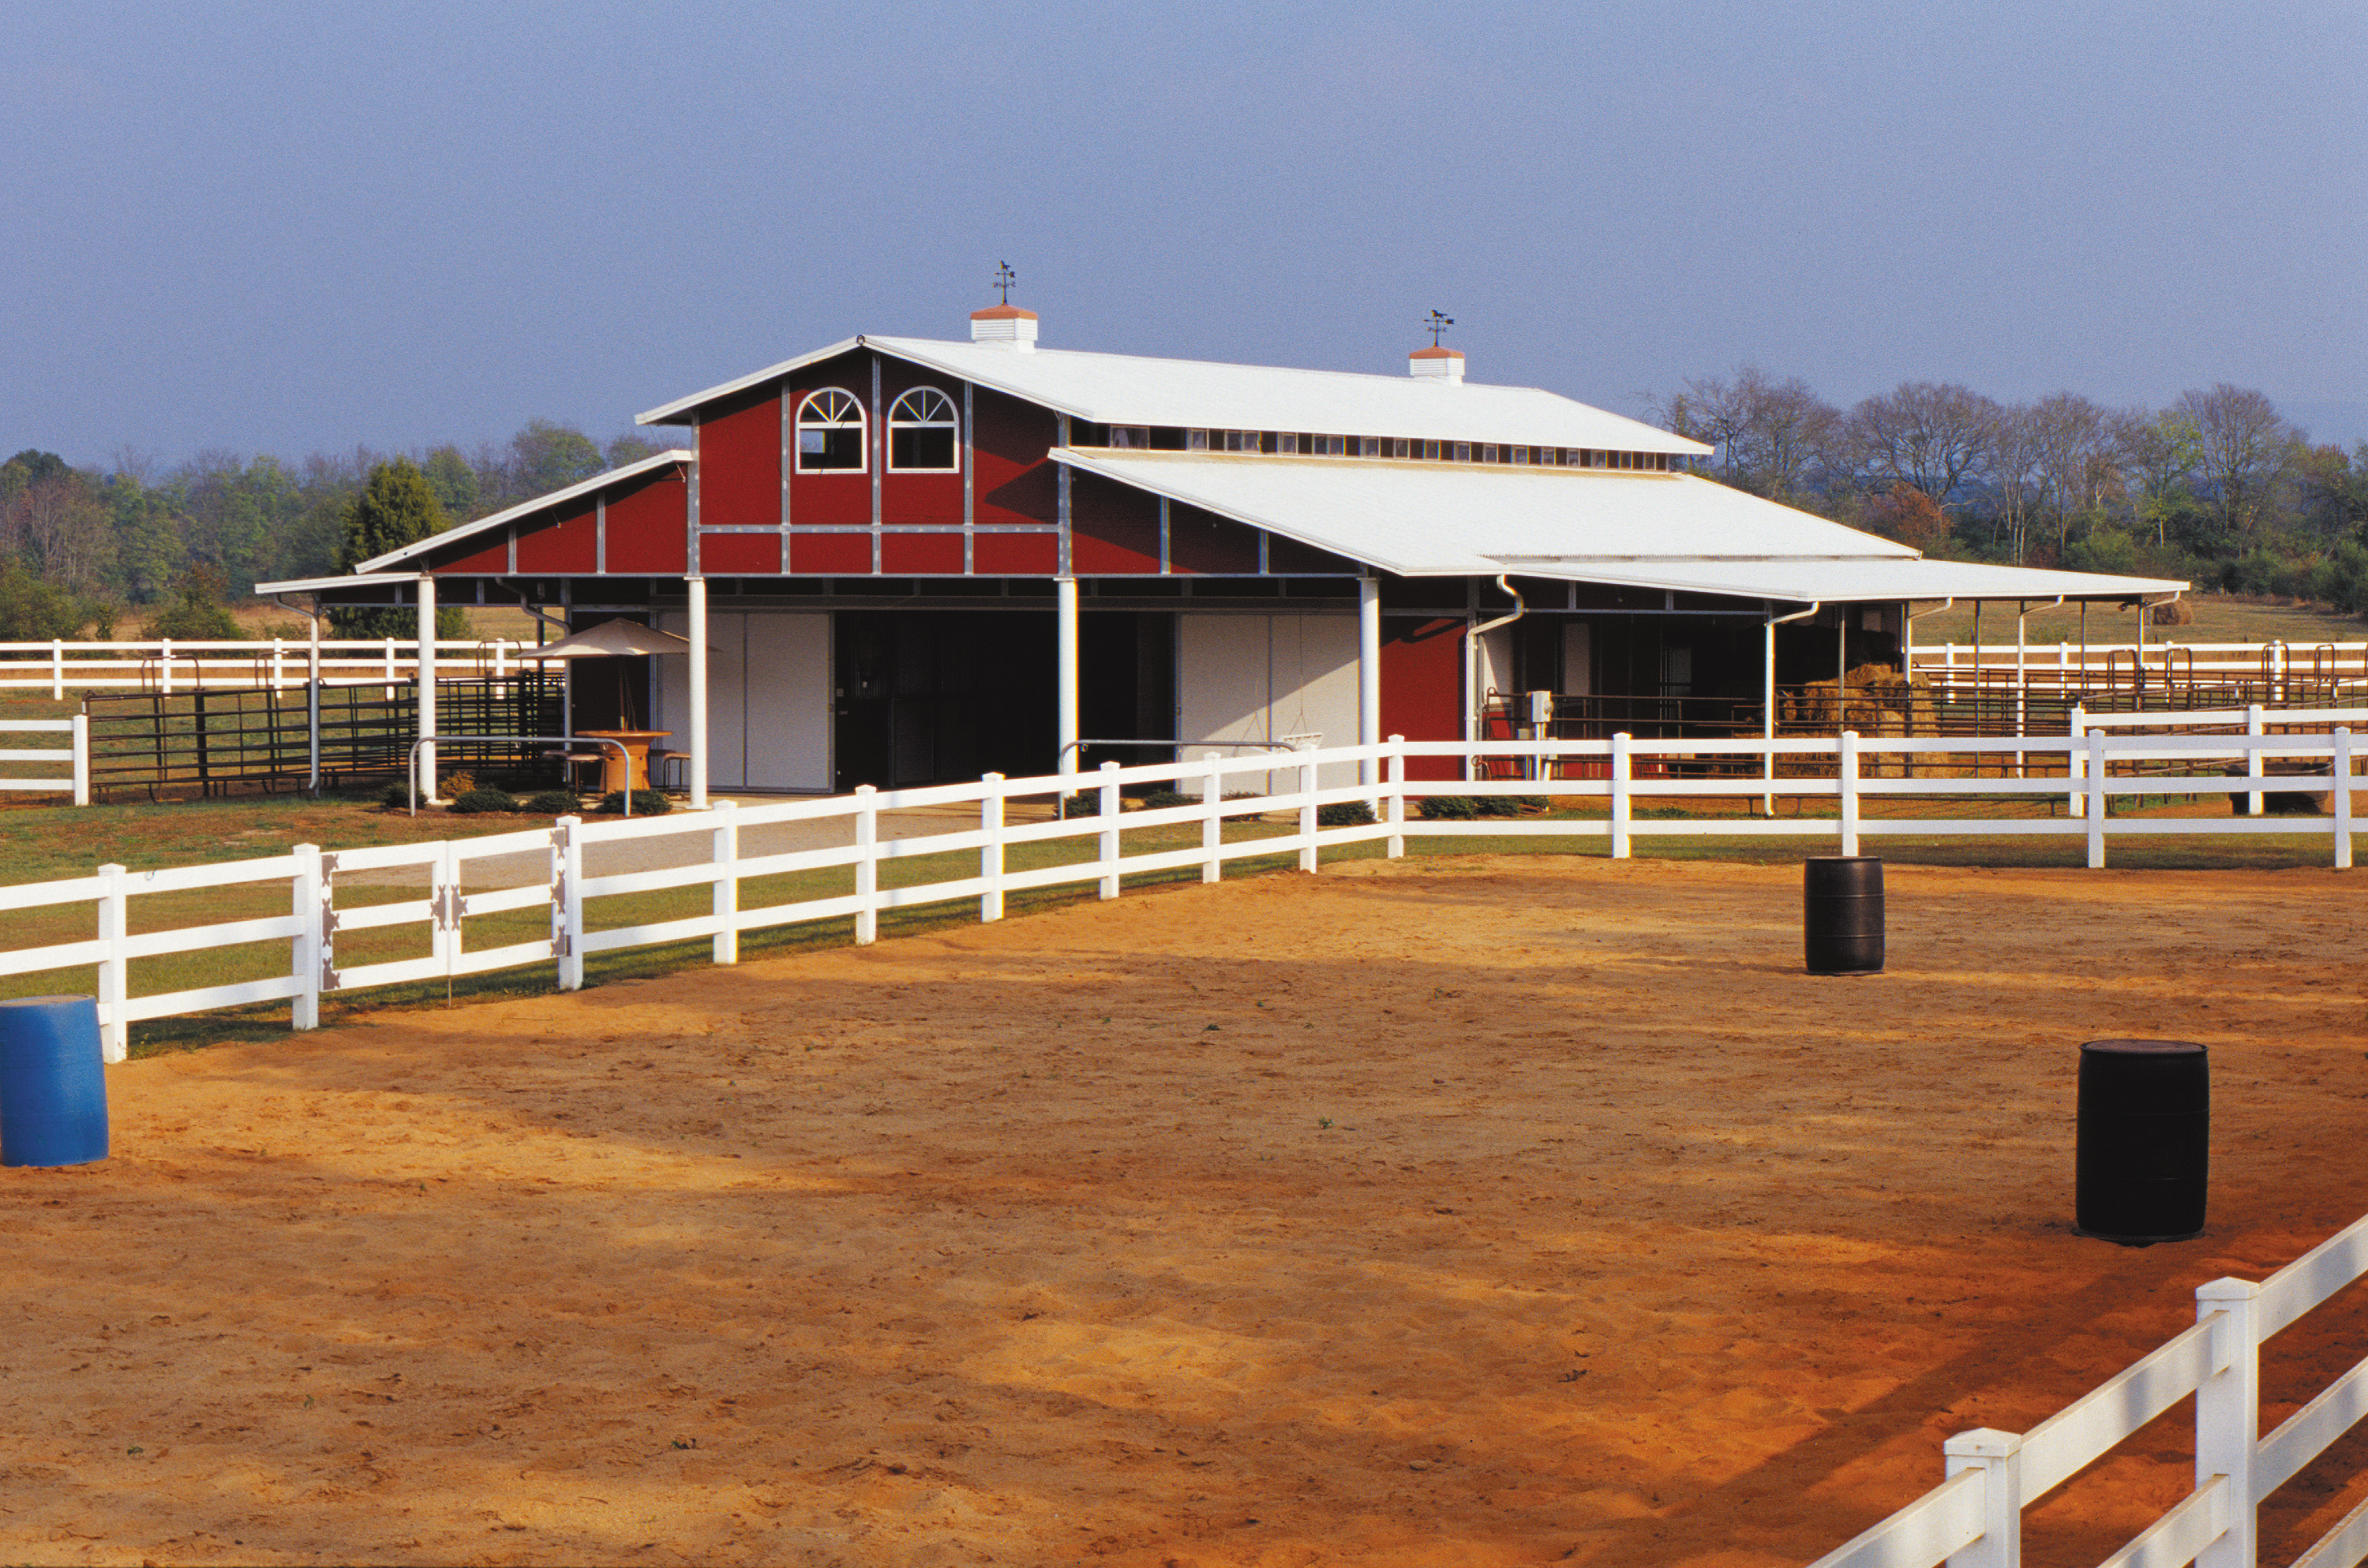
[994,262,1017,305]
[1425,310,1453,347]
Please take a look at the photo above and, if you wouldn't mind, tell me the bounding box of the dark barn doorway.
[834,611,1055,791]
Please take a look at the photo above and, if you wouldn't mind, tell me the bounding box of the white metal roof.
[639,335,1710,455]
[1053,450,2187,604]
[352,449,693,574]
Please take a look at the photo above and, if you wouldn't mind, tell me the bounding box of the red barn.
[264,301,2183,802]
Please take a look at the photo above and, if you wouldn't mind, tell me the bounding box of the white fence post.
[2087,728,2109,869]
[980,772,1006,922]
[711,799,739,964]
[2246,704,2265,816]
[1942,1428,2024,1568]
[2336,728,2355,871]
[854,784,879,945]
[1839,730,1860,857]
[1610,732,1632,859]
[382,636,397,692]
[431,839,460,977]
[159,638,174,697]
[1098,760,1122,900]
[70,712,88,806]
[96,863,128,1063]
[553,816,584,991]
[1387,735,1406,859]
[1297,747,1318,873]
[270,637,285,690]
[2067,705,2085,818]
[1201,752,1224,884]
[49,638,62,701]
[290,844,321,1031]
[2195,1278,2261,1568]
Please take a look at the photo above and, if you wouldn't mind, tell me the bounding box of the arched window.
[886,387,959,471]
[796,388,866,472]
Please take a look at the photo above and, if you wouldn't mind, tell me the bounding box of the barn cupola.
[1409,309,1462,382]
[970,262,1038,351]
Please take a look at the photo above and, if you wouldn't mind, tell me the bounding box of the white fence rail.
[1811,1211,2368,1568]
[0,727,2357,1063]
[1913,639,2368,692]
[0,637,533,694]
[0,715,88,803]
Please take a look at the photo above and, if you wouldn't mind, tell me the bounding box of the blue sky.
[4,0,2362,466]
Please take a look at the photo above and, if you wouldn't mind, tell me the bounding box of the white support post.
[2066,705,2085,818]
[96,863,128,1063]
[307,610,322,797]
[1609,732,1632,860]
[1358,576,1381,806]
[2334,728,2353,870]
[687,574,710,808]
[290,844,321,1031]
[553,816,584,991]
[415,574,439,799]
[50,637,62,701]
[69,713,88,806]
[1296,747,1318,874]
[2246,704,2265,816]
[1387,734,1407,859]
[1942,1428,2025,1568]
[1097,760,1122,900]
[2086,728,2108,869]
[1839,729,1860,857]
[854,784,879,945]
[2195,1279,2262,1568]
[1201,751,1224,883]
[980,773,1006,922]
[711,799,738,964]
[1055,575,1080,793]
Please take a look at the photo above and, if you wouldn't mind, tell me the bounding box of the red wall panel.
[1070,472,1160,573]
[698,389,781,527]
[785,351,875,526]
[1167,505,1260,574]
[604,473,689,572]
[880,533,965,574]
[698,533,785,574]
[789,532,873,574]
[972,387,1057,525]
[879,364,965,525]
[512,502,598,571]
[971,531,1058,575]
[1381,615,1466,780]
[434,532,510,574]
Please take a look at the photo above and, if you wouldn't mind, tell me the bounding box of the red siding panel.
[880,533,964,574]
[789,532,873,574]
[434,532,511,574]
[1167,505,1261,574]
[698,532,785,574]
[512,501,598,572]
[604,473,689,572]
[972,387,1057,525]
[698,389,781,527]
[1070,473,1160,573]
[785,351,875,526]
[1382,615,1466,780]
[971,531,1058,575]
[879,364,965,525]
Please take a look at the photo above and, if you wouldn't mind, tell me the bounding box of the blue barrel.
[0,994,108,1168]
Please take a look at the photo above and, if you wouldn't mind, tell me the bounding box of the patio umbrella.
[523,619,695,729]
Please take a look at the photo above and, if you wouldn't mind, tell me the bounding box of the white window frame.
[795,388,867,473]
[886,387,961,473]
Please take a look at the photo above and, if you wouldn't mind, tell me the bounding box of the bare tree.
[2024,392,2122,552]
[2174,384,2302,544]
[1846,382,2001,511]
[1985,402,2046,560]
[1652,366,1840,501]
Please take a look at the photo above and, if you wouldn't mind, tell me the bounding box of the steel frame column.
[1056,574,1080,791]
[1358,576,1381,797]
[416,574,438,800]
[688,574,710,807]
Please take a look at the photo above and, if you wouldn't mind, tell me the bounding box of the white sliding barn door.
[658,610,832,792]
[1177,612,1360,788]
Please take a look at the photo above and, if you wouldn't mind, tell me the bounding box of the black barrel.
[2076,1039,2208,1244]
[1804,855,1883,974]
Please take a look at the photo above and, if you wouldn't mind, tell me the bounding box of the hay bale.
[2150,600,2196,627]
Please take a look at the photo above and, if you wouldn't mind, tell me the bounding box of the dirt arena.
[6,855,2368,1567]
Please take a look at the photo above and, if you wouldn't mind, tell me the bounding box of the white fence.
[1914,639,2368,695]
[0,715,88,803]
[1810,1209,2368,1568]
[0,727,2359,1062]
[0,637,530,695]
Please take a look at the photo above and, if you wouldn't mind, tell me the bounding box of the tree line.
[1650,373,2368,612]
[0,421,665,638]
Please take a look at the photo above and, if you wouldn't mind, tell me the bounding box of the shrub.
[1059,793,1100,818]
[377,780,422,810]
[523,790,580,815]
[1316,800,1375,827]
[1475,795,1549,817]
[598,788,671,815]
[449,788,520,814]
[1139,789,1193,811]
[1419,795,1476,820]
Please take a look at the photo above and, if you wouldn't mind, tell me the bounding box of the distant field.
[1911,593,2367,649]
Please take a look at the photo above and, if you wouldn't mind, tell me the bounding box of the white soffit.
[1491,558,2190,605]
[640,335,1710,456]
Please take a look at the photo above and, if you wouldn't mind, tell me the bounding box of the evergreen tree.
[331,458,457,638]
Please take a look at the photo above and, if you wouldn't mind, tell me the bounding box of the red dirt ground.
[5,855,2367,1566]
